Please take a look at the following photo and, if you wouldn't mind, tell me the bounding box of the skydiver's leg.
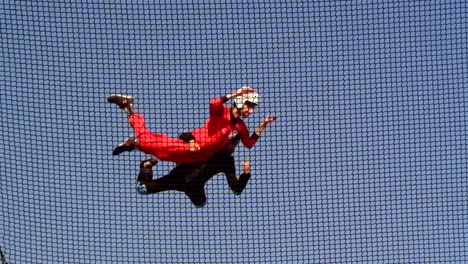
[137,162,205,199]
[108,95,196,160]
[135,158,182,195]
[184,183,207,208]
[181,163,208,207]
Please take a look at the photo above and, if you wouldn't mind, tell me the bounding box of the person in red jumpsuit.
[108,87,276,163]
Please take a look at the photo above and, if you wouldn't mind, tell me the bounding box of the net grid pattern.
[1,1,467,263]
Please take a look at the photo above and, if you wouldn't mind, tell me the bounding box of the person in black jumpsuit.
[135,133,252,207]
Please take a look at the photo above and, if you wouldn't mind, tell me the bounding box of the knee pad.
[135,183,148,195]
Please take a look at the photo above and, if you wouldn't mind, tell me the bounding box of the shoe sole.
[112,137,135,155]
[108,94,134,107]
[113,145,133,155]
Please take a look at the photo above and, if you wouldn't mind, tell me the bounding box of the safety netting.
[1,1,467,263]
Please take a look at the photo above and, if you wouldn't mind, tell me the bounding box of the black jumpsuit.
[136,135,253,207]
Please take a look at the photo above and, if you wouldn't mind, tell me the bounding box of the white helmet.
[235,91,260,108]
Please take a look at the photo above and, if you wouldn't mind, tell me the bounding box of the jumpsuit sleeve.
[209,97,226,118]
[237,120,258,149]
[221,153,251,194]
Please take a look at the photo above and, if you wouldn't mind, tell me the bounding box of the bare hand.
[189,140,200,152]
[264,115,277,124]
[235,86,256,96]
[242,160,251,174]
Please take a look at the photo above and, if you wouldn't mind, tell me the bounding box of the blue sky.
[1,1,467,263]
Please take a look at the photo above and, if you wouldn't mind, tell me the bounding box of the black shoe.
[107,94,134,109]
[113,137,135,155]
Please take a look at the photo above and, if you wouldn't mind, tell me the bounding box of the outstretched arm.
[227,159,252,195]
[223,87,256,101]
[254,116,277,136]
[238,115,277,148]
[211,87,257,116]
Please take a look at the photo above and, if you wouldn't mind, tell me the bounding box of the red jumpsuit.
[129,97,257,163]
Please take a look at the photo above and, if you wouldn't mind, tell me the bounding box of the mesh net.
[1,1,467,263]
